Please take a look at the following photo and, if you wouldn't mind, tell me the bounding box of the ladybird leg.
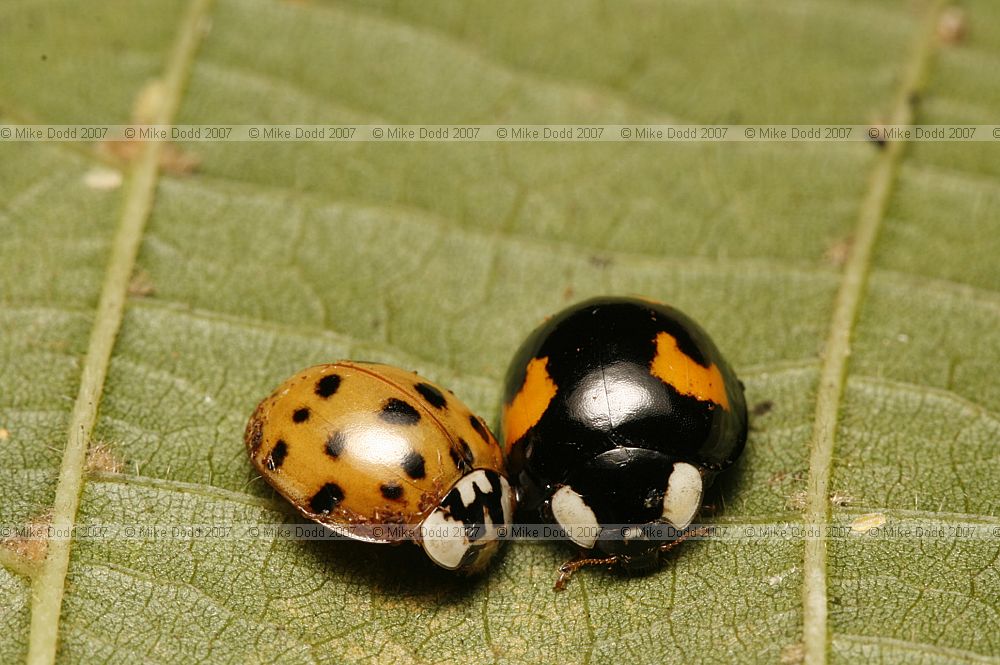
[658,526,712,554]
[553,553,620,591]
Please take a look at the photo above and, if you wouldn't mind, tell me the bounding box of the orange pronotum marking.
[503,357,557,449]
[650,332,730,410]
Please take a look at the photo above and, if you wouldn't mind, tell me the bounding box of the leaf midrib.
[23,1,215,663]
[800,2,950,664]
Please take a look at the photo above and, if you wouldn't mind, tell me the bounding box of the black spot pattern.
[414,382,447,409]
[325,431,346,458]
[380,398,421,425]
[401,451,426,479]
[469,415,490,442]
[315,374,341,398]
[292,407,310,423]
[265,440,287,471]
[439,470,506,542]
[449,438,475,471]
[310,483,344,514]
[380,483,404,500]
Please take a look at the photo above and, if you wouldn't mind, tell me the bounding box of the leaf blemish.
[85,442,125,475]
[83,167,123,191]
[936,7,967,44]
[128,269,156,298]
[850,512,887,535]
[1,511,52,571]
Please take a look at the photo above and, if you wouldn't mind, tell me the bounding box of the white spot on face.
[661,462,703,529]
[420,508,468,570]
[421,471,514,571]
[550,485,600,548]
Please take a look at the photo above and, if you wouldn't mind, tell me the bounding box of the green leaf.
[2,0,999,663]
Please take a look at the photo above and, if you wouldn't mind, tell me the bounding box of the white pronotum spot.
[661,462,703,529]
[550,485,600,548]
[421,508,467,570]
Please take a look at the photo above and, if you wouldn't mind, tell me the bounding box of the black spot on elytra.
[265,439,287,471]
[380,398,421,425]
[325,431,346,458]
[414,382,447,409]
[380,483,404,500]
[310,483,344,514]
[315,374,341,398]
[401,451,426,479]
[449,438,475,471]
[292,407,310,423]
[469,415,490,442]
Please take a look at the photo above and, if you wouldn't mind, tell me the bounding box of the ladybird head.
[419,469,515,574]
[546,447,705,566]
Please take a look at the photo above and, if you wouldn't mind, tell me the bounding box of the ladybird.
[245,361,515,573]
[501,296,748,588]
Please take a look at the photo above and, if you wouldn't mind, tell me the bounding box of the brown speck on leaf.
[830,491,854,507]
[769,469,806,486]
[128,269,156,298]
[866,123,888,150]
[751,400,774,417]
[588,255,612,268]
[824,236,853,268]
[158,144,201,174]
[780,643,805,665]
[937,7,967,44]
[86,442,124,474]
[97,140,200,175]
[563,286,575,301]
[1,511,52,568]
[768,471,789,486]
[786,491,808,511]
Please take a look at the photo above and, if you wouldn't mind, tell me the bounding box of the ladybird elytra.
[245,361,514,573]
[500,296,748,584]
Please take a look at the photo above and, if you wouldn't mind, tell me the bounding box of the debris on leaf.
[824,236,853,267]
[937,7,967,44]
[85,441,125,474]
[128,269,156,298]
[850,512,887,535]
[0,511,52,569]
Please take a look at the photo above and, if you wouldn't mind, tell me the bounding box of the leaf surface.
[1,0,998,663]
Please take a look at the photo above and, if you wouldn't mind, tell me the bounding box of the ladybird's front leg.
[553,551,621,591]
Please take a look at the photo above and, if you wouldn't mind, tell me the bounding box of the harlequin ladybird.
[245,361,515,573]
[501,297,748,588]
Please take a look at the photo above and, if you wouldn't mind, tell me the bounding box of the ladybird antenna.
[658,526,712,554]
[553,553,619,591]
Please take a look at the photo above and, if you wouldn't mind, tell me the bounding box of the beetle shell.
[246,361,513,571]
[501,296,748,568]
